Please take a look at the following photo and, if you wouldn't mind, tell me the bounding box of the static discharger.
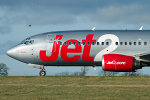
[139,26,143,30]
[93,66,96,70]
[92,27,96,31]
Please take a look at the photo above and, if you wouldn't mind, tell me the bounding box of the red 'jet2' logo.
[40,34,96,62]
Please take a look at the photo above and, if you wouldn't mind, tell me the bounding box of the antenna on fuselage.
[93,65,96,70]
[139,26,143,30]
[92,27,96,31]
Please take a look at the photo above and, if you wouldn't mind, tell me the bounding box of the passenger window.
[97,42,99,45]
[144,42,147,45]
[74,42,76,45]
[125,42,127,45]
[92,42,95,45]
[101,42,104,45]
[83,42,85,45]
[120,42,123,45]
[78,42,81,45]
[116,42,118,45]
[106,42,109,45]
[60,42,62,45]
[88,42,90,45]
[129,42,132,45]
[69,42,71,45]
[134,42,136,45]
[64,42,67,45]
[138,42,141,45]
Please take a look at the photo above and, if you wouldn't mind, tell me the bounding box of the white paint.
[94,34,119,61]
[107,61,126,65]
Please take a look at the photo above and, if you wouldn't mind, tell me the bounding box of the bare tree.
[55,66,89,76]
[119,70,143,76]
[55,72,70,76]
[80,66,89,76]
[72,72,82,76]
[55,71,83,76]
[0,63,9,76]
[98,70,119,76]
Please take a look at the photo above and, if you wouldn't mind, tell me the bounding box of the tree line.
[56,66,149,76]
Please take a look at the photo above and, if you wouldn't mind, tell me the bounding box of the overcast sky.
[1,0,150,76]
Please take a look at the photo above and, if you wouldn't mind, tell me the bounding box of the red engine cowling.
[102,54,141,72]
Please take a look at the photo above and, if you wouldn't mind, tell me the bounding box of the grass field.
[0,76,150,100]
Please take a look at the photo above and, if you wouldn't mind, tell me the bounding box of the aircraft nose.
[6,48,17,58]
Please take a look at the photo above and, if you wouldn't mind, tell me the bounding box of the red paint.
[82,34,96,61]
[18,51,27,53]
[39,34,96,62]
[103,54,134,72]
[54,35,63,40]
[61,40,82,62]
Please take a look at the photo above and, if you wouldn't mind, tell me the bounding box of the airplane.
[6,29,150,76]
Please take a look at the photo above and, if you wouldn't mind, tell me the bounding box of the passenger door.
[137,39,143,50]
[46,34,56,53]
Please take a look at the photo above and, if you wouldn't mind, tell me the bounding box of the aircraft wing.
[135,52,150,62]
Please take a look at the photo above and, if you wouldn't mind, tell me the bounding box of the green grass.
[0,76,150,100]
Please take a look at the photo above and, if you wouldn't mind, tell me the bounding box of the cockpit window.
[30,40,34,44]
[24,41,30,45]
[21,40,34,45]
[21,40,26,44]
[26,38,30,40]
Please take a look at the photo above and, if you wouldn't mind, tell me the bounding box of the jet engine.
[102,54,142,72]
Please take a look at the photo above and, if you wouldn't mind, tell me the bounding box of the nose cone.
[6,48,17,58]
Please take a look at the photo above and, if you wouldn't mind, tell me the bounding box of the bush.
[0,63,9,76]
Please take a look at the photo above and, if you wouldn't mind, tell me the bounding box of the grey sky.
[1,0,150,28]
[0,0,150,76]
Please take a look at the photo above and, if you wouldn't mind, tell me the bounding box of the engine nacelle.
[28,63,44,69]
[102,54,142,72]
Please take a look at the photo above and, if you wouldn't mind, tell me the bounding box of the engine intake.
[102,54,142,72]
